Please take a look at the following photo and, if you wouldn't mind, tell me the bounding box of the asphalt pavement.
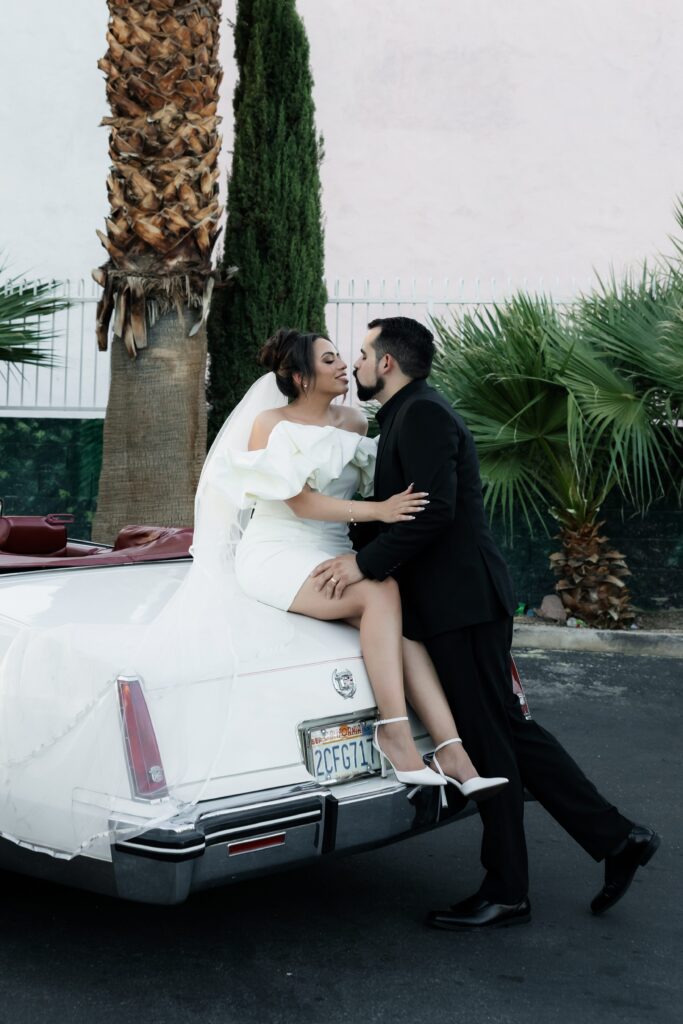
[0,649,680,1024]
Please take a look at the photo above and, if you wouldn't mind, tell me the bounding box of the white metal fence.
[0,276,587,418]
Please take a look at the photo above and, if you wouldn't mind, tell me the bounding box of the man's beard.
[354,372,385,402]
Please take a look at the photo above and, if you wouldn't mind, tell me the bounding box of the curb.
[512,623,683,659]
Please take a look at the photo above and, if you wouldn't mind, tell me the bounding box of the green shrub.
[0,418,103,538]
[207,0,327,442]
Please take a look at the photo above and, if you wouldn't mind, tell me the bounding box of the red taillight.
[117,676,168,799]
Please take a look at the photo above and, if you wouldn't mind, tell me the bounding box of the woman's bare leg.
[344,617,479,783]
[289,575,425,771]
[401,638,479,783]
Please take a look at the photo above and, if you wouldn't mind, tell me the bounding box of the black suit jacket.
[354,379,515,640]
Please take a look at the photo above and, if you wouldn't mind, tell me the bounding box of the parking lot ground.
[0,650,680,1024]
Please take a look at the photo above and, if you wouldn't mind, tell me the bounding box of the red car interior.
[0,515,193,572]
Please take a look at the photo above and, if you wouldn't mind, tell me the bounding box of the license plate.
[304,716,381,783]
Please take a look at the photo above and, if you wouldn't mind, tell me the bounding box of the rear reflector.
[228,832,286,857]
[117,676,169,799]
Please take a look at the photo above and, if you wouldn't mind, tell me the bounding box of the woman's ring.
[330,577,338,584]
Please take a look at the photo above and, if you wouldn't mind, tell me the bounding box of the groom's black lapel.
[374,379,427,489]
[373,424,391,483]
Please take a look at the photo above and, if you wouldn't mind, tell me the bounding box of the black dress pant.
[425,615,633,903]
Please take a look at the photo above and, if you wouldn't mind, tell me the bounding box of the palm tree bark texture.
[92,0,223,542]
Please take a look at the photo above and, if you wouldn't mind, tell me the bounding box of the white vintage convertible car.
[0,514,530,905]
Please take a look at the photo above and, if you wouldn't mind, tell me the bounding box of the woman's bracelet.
[348,502,356,524]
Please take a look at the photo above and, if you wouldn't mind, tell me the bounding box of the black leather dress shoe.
[427,893,531,931]
[591,825,660,915]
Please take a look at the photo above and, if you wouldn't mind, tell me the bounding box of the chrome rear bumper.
[112,775,474,905]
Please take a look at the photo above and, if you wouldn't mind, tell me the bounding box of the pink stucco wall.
[3,0,683,293]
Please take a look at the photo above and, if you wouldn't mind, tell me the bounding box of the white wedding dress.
[222,420,377,610]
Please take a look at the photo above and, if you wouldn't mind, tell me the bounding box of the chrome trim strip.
[237,656,363,679]
[121,840,205,856]
[0,557,191,580]
[199,792,326,821]
[336,784,406,806]
[206,810,320,842]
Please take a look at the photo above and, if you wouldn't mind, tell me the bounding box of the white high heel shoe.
[432,738,508,801]
[373,717,447,788]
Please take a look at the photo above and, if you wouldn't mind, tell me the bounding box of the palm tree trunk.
[93,309,206,543]
[550,520,635,628]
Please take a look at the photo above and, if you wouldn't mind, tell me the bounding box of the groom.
[312,315,660,930]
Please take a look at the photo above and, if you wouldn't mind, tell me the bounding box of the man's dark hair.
[368,317,435,379]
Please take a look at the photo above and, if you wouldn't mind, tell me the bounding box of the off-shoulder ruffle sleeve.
[211,421,377,507]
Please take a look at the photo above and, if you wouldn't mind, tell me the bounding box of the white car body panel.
[0,561,420,869]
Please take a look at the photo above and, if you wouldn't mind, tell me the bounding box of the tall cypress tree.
[207,0,326,439]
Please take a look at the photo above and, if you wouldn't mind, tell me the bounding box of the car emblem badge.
[332,667,356,699]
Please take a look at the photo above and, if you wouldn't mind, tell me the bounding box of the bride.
[210,327,507,800]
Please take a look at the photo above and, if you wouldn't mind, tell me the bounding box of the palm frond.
[574,267,683,401]
[431,293,576,531]
[478,447,557,536]
[431,278,681,534]
[0,267,69,371]
[570,268,682,502]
